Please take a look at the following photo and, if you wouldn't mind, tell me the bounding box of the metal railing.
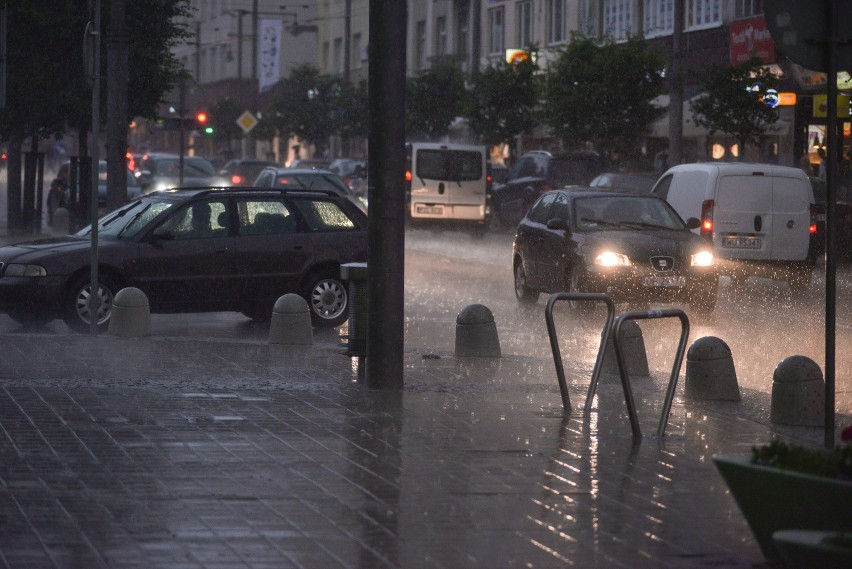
[545,293,615,412]
[612,309,690,439]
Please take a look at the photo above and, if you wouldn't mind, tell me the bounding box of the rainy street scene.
[2,1,852,568]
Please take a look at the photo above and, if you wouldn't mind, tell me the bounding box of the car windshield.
[75,196,177,239]
[155,158,216,177]
[574,196,685,231]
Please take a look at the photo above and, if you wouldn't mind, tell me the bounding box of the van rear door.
[714,173,811,261]
[410,145,486,221]
[714,174,773,260]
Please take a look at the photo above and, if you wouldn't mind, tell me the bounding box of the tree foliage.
[406,60,469,141]
[465,56,539,159]
[541,34,666,158]
[689,57,780,160]
[266,65,341,153]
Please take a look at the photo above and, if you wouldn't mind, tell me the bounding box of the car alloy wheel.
[306,275,349,327]
[513,260,538,304]
[64,275,117,333]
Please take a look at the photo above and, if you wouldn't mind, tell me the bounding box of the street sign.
[764,0,852,72]
[237,111,258,134]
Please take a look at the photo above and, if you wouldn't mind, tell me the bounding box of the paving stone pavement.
[0,328,839,569]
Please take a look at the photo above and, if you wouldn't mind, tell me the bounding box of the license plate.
[416,205,443,215]
[642,275,686,288]
[723,235,762,249]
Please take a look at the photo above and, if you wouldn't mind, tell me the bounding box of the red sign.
[729,16,776,65]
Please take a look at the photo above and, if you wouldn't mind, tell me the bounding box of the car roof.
[557,186,666,199]
[264,167,336,175]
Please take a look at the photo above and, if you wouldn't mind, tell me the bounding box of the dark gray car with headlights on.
[512,189,719,318]
[0,187,368,332]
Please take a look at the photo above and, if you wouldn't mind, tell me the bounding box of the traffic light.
[195,112,214,135]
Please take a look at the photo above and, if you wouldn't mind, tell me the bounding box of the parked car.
[219,159,277,186]
[492,150,607,227]
[137,154,228,194]
[252,167,350,197]
[653,162,816,295]
[512,188,718,318]
[47,160,142,223]
[489,163,509,185]
[0,187,368,332]
[589,171,658,192]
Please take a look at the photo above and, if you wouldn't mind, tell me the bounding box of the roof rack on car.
[180,186,341,199]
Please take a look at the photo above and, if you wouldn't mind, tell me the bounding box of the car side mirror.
[546,217,569,232]
[685,217,701,230]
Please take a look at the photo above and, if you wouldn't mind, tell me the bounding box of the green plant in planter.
[713,426,852,561]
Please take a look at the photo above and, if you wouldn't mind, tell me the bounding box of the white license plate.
[642,275,686,288]
[416,205,443,215]
[723,236,762,249]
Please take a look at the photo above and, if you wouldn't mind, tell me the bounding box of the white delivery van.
[652,162,817,294]
[405,142,490,233]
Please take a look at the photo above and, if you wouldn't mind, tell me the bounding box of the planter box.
[713,454,852,561]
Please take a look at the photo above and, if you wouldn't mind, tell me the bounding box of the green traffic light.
[204,126,214,135]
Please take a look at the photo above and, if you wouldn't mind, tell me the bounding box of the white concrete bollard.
[455,304,501,357]
[269,293,313,345]
[108,287,151,338]
[685,336,740,400]
[770,355,825,426]
[53,207,71,234]
[601,320,649,377]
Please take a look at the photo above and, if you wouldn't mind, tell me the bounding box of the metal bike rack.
[545,293,616,412]
[612,309,690,439]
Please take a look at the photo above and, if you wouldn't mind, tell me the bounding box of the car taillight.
[810,203,817,234]
[700,199,714,239]
[405,170,412,182]
[231,175,243,185]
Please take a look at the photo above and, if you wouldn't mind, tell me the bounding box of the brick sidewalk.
[0,331,830,568]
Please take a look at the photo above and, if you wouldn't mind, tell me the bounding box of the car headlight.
[691,251,714,267]
[594,251,631,267]
[4,263,47,277]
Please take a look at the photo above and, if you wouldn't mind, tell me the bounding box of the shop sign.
[813,95,851,118]
[729,16,776,65]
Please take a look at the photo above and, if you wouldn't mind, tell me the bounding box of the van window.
[416,149,482,181]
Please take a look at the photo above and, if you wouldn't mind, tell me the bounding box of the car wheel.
[6,308,52,328]
[63,274,119,333]
[568,268,593,312]
[513,259,539,304]
[304,274,349,328]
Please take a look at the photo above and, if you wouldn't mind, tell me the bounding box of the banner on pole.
[258,19,282,92]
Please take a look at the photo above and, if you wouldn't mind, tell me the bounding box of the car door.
[288,195,368,265]
[537,191,572,291]
[232,197,314,305]
[135,198,237,310]
[515,192,556,289]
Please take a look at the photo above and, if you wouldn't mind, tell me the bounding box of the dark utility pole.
[366,0,406,389]
[668,0,683,165]
[106,0,128,211]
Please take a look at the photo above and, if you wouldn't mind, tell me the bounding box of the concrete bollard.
[771,355,824,426]
[601,320,649,377]
[455,304,501,357]
[108,287,151,338]
[269,293,313,345]
[53,207,71,234]
[684,336,740,400]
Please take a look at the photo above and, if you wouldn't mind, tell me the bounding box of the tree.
[689,57,780,161]
[464,55,539,161]
[541,34,666,161]
[406,60,469,141]
[266,65,340,155]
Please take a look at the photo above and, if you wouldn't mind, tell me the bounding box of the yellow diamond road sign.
[237,111,258,134]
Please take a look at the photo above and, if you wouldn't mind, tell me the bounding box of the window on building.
[352,33,363,69]
[603,0,633,39]
[333,38,343,74]
[457,9,470,71]
[735,0,763,18]
[436,16,447,57]
[210,46,218,81]
[488,7,505,55]
[321,42,330,73]
[579,0,598,37]
[686,0,722,30]
[548,0,565,44]
[644,0,673,37]
[517,1,533,47]
[416,20,427,70]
